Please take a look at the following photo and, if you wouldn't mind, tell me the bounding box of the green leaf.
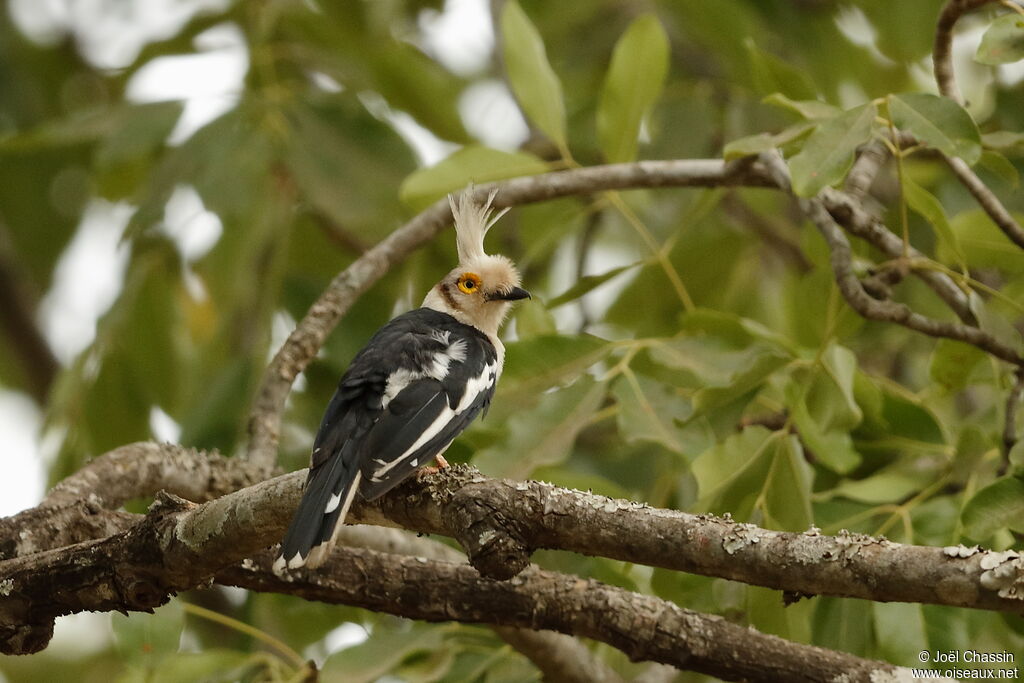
[501,1,568,150]
[902,175,966,268]
[474,376,606,479]
[762,93,841,120]
[816,344,863,430]
[788,104,876,197]
[785,352,865,474]
[693,427,781,521]
[284,96,417,235]
[678,308,799,353]
[830,466,924,504]
[976,14,1024,65]
[546,263,640,309]
[612,372,715,456]
[150,650,253,683]
[873,602,928,663]
[944,208,1024,271]
[744,38,817,100]
[321,624,443,683]
[888,93,982,164]
[929,339,987,391]
[979,149,1020,187]
[983,130,1024,154]
[597,14,670,163]
[722,121,814,161]
[399,145,548,210]
[762,433,813,530]
[512,299,557,338]
[499,334,615,404]
[690,346,791,417]
[962,477,1024,540]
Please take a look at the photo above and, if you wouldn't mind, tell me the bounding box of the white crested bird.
[274,190,529,572]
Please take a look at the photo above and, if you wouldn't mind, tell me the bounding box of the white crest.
[449,187,509,263]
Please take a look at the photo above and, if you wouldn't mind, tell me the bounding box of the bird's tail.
[273,450,362,574]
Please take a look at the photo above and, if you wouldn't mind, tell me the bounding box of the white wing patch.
[380,334,470,409]
[456,361,497,413]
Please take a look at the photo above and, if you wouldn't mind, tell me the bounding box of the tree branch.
[933,0,1024,249]
[752,152,1021,365]
[245,158,777,469]
[218,548,915,683]
[246,153,1002,472]
[934,0,997,105]
[0,216,59,404]
[1001,368,1024,475]
[6,456,1024,657]
[42,442,273,510]
[333,525,625,683]
[943,154,1024,249]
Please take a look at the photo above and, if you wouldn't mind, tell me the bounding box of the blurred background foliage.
[1,0,1024,680]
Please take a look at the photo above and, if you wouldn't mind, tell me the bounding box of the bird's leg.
[415,454,450,479]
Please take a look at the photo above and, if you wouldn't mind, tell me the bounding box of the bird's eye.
[457,273,481,294]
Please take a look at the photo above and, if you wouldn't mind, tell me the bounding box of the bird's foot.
[416,455,450,479]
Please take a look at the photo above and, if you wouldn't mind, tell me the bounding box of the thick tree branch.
[42,442,273,510]
[333,525,624,683]
[6,457,1024,658]
[844,138,890,200]
[2,475,919,680]
[218,548,915,683]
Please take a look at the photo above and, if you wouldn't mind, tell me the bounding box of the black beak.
[487,286,531,302]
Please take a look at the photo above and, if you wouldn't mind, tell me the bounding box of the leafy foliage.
[2,0,1024,680]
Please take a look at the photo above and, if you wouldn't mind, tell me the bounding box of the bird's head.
[423,189,530,337]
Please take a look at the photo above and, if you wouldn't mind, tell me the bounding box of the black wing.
[357,365,496,500]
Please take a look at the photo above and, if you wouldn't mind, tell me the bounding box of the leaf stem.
[182,601,308,671]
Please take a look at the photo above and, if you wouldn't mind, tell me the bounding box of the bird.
[274,189,530,573]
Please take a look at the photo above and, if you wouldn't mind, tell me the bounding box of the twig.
[934,0,994,105]
[0,217,59,404]
[943,155,1024,249]
[932,0,1024,249]
[819,188,978,325]
[844,139,890,200]
[808,192,1019,365]
[1000,369,1024,475]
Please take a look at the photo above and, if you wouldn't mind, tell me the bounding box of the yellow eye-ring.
[457,272,481,294]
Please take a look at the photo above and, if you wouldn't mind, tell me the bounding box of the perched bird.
[274,190,529,572]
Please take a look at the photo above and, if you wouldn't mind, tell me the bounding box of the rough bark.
[219,548,916,683]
